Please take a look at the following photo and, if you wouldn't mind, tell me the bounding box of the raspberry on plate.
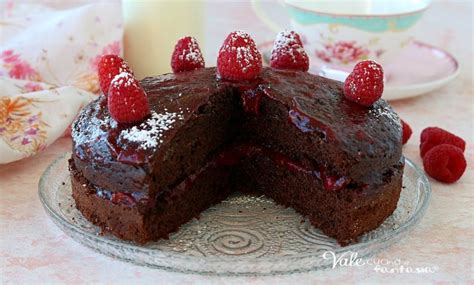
[270,30,309,71]
[171,36,205,73]
[98,54,133,95]
[217,30,262,81]
[108,72,150,124]
[420,127,466,157]
[343,60,384,107]
[401,119,412,145]
[422,144,467,183]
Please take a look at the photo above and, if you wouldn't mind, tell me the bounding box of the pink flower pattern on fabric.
[0,2,123,163]
[89,41,122,71]
[0,50,42,81]
[0,97,48,155]
[316,41,370,64]
[23,82,44,92]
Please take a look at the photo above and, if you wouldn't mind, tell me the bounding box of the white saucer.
[259,41,460,101]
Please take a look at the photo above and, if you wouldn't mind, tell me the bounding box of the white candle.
[122,0,205,79]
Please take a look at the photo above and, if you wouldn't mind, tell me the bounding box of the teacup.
[252,0,431,72]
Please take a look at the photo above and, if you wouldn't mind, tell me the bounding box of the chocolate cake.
[70,66,404,246]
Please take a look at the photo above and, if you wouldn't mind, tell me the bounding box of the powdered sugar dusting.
[271,30,307,64]
[178,36,205,66]
[219,30,262,73]
[119,110,184,150]
[343,60,384,106]
[111,72,137,89]
[100,55,133,80]
[72,108,108,144]
[348,60,384,94]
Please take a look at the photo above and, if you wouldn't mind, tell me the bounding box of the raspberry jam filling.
[93,143,350,207]
[216,144,350,192]
[239,86,265,115]
[96,189,149,207]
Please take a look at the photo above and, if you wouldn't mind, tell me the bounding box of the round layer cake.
[70,67,404,245]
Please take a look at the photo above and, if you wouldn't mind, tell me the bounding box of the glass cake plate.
[39,153,431,276]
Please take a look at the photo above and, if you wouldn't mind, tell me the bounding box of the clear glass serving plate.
[39,153,431,276]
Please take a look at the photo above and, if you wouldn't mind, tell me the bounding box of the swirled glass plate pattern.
[39,153,431,276]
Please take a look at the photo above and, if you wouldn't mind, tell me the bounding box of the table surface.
[1,1,473,284]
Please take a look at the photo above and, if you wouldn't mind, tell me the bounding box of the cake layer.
[235,68,402,181]
[237,89,400,184]
[73,83,239,200]
[234,155,403,245]
[70,158,233,243]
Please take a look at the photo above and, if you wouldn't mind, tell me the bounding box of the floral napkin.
[0,1,123,164]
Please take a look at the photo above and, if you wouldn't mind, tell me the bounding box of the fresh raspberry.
[423,144,467,183]
[217,30,262,81]
[98,54,133,95]
[343,60,384,107]
[401,119,412,145]
[171,36,205,73]
[420,127,466,157]
[270,30,309,71]
[108,72,150,124]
